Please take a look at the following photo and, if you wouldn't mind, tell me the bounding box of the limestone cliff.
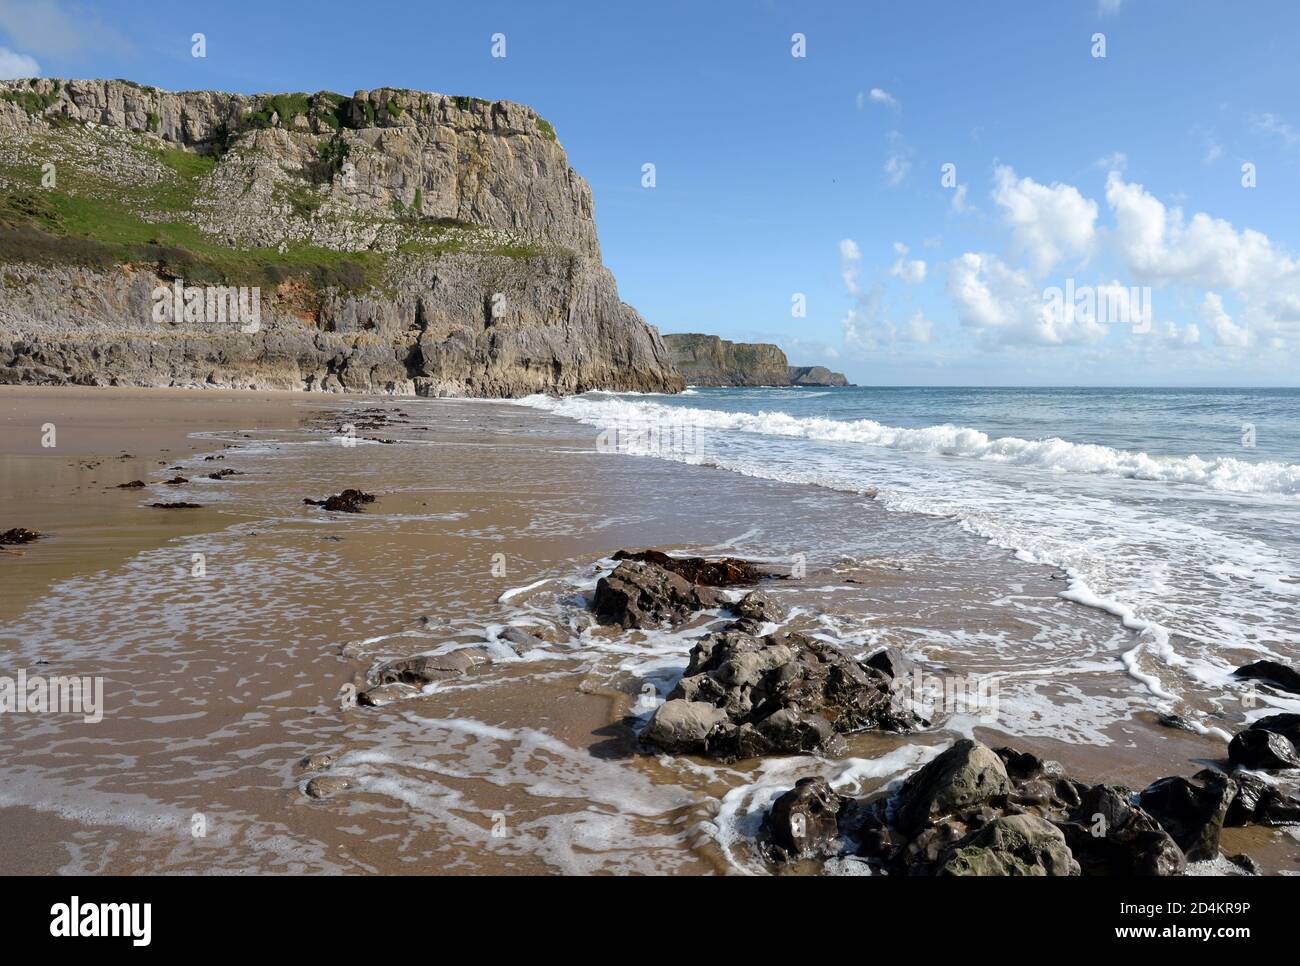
[0,78,681,395]
[663,333,849,387]
[788,365,849,387]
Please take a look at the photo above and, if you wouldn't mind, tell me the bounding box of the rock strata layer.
[0,78,681,396]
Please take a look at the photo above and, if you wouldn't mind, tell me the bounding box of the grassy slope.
[0,112,547,293]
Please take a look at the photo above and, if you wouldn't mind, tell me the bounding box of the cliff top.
[0,77,596,292]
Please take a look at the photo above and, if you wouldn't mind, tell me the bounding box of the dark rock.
[115,480,146,488]
[357,682,419,707]
[1256,785,1300,825]
[0,527,41,544]
[894,740,1014,835]
[1155,712,1197,733]
[1138,771,1236,861]
[304,488,376,513]
[863,646,915,680]
[304,775,354,799]
[994,747,1064,784]
[1224,771,1267,826]
[611,549,762,587]
[1250,712,1300,749]
[1226,853,1262,875]
[764,777,843,861]
[643,629,917,760]
[593,559,721,629]
[1059,784,1186,876]
[497,625,545,654]
[640,699,728,754]
[150,502,202,508]
[1233,660,1300,695]
[376,651,485,685]
[732,590,783,624]
[207,468,243,479]
[162,475,189,484]
[939,814,1079,876]
[1228,728,1300,771]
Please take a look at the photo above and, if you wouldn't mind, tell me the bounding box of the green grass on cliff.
[0,118,555,292]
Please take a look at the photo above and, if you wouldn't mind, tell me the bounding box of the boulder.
[1228,727,1300,771]
[732,590,783,624]
[610,549,762,587]
[1058,784,1186,876]
[593,560,721,628]
[497,625,546,654]
[863,646,914,680]
[304,775,354,799]
[764,777,843,860]
[1250,712,1300,748]
[376,650,486,685]
[640,699,728,754]
[357,682,420,707]
[645,629,918,760]
[940,814,1080,877]
[894,740,1014,834]
[1138,771,1236,861]
[1233,660,1300,695]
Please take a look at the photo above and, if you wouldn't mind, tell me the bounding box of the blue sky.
[2,0,1299,386]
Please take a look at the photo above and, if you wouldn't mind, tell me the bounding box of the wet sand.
[1,387,1296,874]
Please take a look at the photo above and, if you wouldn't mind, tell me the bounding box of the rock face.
[788,365,849,387]
[662,333,848,387]
[0,78,681,396]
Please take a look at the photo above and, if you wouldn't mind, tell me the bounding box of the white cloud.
[1105,172,1300,291]
[946,252,1109,347]
[1201,292,1252,348]
[889,242,926,284]
[0,45,39,78]
[837,240,932,348]
[1249,112,1300,146]
[905,310,934,343]
[1155,321,1201,349]
[951,183,971,214]
[868,87,899,110]
[1098,0,1123,12]
[839,238,862,295]
[992,166,1099,275]
[1093,151,1128,172]
[884,132,912,186]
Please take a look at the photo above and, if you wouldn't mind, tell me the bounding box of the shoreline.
[1,386,1297,874]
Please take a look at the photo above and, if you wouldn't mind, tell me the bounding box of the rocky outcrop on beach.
[0,78,681,396]
[644,627,921,760]
[762,725,1300,874]
[663,333,849,387]
[587,552,1300,874]
[589,549,920,760]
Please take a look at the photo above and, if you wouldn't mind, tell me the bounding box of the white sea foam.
[517,394,1300,496]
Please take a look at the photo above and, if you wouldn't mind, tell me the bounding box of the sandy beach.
[2,385,1294,875]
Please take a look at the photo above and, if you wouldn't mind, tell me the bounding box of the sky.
[2,0,1299,386]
